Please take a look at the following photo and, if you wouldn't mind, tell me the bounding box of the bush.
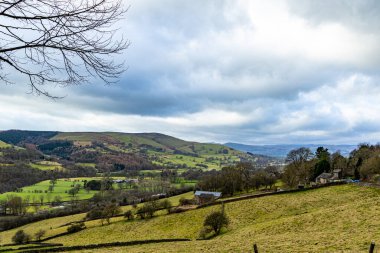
[203,211,229,235]
[86,206,104,220]
[137,201,159,219]
[179,197,194,206]
[12,230,31,244]
[101,202,121,225]
[124,210,134,220]
[198,226,213,239]
[34,229,46,241]
[160,199,172,213]
[86,202,121,225]
[67,222,86,233]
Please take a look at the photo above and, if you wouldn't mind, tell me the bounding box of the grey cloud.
[287,0,380,32]
[3,0,380,145]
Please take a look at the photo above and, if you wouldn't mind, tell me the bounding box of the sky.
[1,0,380,145]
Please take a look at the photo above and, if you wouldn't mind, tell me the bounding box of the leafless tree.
[0,0,128,97]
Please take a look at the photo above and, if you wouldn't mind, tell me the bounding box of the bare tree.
[286,147,313,165]
[0,0,128,97]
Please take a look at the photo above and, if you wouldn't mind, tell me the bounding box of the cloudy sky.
[1,0,380,145]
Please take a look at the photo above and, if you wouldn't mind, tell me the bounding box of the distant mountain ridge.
[0,130,240,157]
[224,143,358,158]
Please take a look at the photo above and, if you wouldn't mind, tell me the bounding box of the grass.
[0,178,97,202]
[0,192,194,245]
[29,161,65,171]
[150,152,241,171]
[76,163,97,168]
[0,176,192,209]
[29,184,380,252]
[0,140,11,148]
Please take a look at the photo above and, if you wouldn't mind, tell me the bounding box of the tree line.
[282,144,380,187]
[196,163,280,196]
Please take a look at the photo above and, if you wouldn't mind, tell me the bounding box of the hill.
[0,130,276,171]
[0,184,378,252]
[52,132,237,156]
[225,143,357,158]
[0,130,58,145]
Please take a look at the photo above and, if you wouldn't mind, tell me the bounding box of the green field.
[9,184,377,252]
[29,161,65,171]
[76,163,97,168]
[0,177,193,206]
[0,140,11,148]
[150,152,241,171]
[0,178,97,202]
[0,192,194,246]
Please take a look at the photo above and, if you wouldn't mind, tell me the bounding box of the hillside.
[52,132,237,156]
[0,130,241,157]
[2,184,379,252]
[0,140,11,148]
[0,130,276,172]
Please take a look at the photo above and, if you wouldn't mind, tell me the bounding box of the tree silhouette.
[0,0,128,97]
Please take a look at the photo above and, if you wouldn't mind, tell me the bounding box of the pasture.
[32,184,380,252]
[0,192,194,245]
[29,161,65,171]
[0,178,97,202]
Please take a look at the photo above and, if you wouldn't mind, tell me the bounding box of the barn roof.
[194,191,222,198]
[316,172,333,179]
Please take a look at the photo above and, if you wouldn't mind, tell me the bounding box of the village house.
[316,169,342,184]
[194,191,222,205]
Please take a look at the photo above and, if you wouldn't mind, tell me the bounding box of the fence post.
[253,243,259,253]
[369,242,375,253]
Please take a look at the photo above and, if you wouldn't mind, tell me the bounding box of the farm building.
[194,191,222,205]
[316,169,342,184]
[113,179,139,184]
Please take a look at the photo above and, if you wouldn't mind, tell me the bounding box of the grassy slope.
[52,132,245,171]
[0,192,194,245]
[41,185,380,252]
[29,161,65,171]
[52,132,239,156]
[0,140,11,148]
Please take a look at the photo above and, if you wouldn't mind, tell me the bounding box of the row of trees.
[197,163,280,195]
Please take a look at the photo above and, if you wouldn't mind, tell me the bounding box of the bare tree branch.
[0,0,129,97]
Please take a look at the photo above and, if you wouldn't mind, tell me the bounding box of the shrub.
[198,226,213,239]
[34,229,46,241]
[137,201,159,219]
[86,206,104,220]
[124,210,134,220]
[86,202,121,225]
[179,197,194,206]
[160,199,172,213]
[203,211,229,235]
[67,222,86,233]
[12,230,31,244]
[101,202,121,225]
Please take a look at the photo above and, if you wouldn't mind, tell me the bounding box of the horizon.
[0,129,362,147]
